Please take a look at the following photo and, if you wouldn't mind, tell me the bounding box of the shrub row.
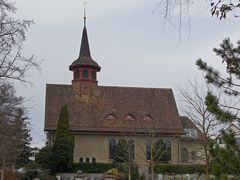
[154,164,206,174]
[72,163,116,173]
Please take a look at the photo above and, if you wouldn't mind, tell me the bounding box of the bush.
[116,163,139,180]
[154,164,205,174]
[72,163,116,173]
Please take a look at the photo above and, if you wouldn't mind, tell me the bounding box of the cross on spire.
[84,1,87,27]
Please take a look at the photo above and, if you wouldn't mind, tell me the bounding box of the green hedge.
[154,164,206,174]
[72,163,116,173]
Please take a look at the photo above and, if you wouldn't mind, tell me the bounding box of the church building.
[44,15,204,173]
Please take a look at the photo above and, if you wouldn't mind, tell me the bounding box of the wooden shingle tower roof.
[69,9,101,71]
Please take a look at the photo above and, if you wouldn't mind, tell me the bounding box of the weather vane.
[83,0,87,27]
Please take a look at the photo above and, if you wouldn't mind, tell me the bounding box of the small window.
[109,139,116,159]
[236,137,240,145]
[123,114,135,121]
[184,128,198,138]
[83,68,89,78]
[191,151,197,161]
[92,157,96,163]
[79,157,84,163]
[146,143,151,160]
[128,139,135,160]
[92,70,96,80]
[74,69,80,79]
[105,114,117,120]
[86,157,90,163]
[142,115,153,121]
[181,148,189,163]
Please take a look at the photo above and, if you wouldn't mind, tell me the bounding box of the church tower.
[69,10,101,99]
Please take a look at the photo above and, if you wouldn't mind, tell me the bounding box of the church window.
[146,143,151,160]
[86,157,90,163]
[109,139,116,159]
[79,157,84,163]
[83,68,89,78]
[128,139,135,160]
[92,70,96,80]
[161,140,171,162]
[92,157,96,163]
[191,151,197,161]
[181,148,189,163]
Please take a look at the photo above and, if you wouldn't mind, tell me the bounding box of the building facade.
[44,17,204,172]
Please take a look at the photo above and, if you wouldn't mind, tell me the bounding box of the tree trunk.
[205,148,210,180]
[1,159,5,180]
[151,162,154,180]
[128,165,131,180]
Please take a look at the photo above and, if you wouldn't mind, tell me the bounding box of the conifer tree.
[50,105,74,173]
[196,38,240,123]
[210,130,240,177]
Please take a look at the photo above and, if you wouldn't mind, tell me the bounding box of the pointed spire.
[69,2,101,72]
[79,26,91,58]
[84,1,87,28]
[79,1,90,58]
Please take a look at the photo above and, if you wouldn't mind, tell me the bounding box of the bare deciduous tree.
[0,0,40,83]
[0,82,29,180]
[133,120,171,180]
[178,80,226,180]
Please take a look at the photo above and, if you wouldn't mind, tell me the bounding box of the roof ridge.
[99,85,173,90]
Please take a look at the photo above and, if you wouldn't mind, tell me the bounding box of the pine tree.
[196,38,240,122]
[35,146,52,170]
[15,110,32,168]
[50,105,74,173]
[196,38,240,176]
[210,130,240,177]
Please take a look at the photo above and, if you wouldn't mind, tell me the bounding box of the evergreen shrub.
[72,163,116,173]
[154,164,205,174]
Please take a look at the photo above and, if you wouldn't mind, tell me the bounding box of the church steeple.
[69,9,101,72]
[69,6,101,99]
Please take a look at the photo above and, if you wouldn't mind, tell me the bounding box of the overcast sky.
[14,0,240,147]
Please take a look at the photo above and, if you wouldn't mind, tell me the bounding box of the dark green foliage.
[113,139,139,180]
[16,128,32,168]
[21,161,41,180]
[154,164,205,174]
[36,146,52,170]
[50,105,74,173]
[153,139,171,163]
[205,91,236,122]
[196,38,240,122]
[211,1,240,19]
[210,130,240,177]
[72,163,116,173]
[113,139,130,163]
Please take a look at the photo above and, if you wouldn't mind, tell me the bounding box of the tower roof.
[69,20,101,71]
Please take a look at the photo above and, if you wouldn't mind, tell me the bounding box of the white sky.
[14,0,240,147]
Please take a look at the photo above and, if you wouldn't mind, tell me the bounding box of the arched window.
[92,69,96,80]
[128,139,135,160]
[92,157,96,163]
[79,157,84,163]
[74,69,80,79]
[191,151,197,161]
[109,139,116,159]
[162,140,171,162]
[86,157,90,163]
[146,143,151,160]
[181,148,189,163]
[82,68,89,78]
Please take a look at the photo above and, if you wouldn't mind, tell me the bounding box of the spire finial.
[84,1,87,27]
